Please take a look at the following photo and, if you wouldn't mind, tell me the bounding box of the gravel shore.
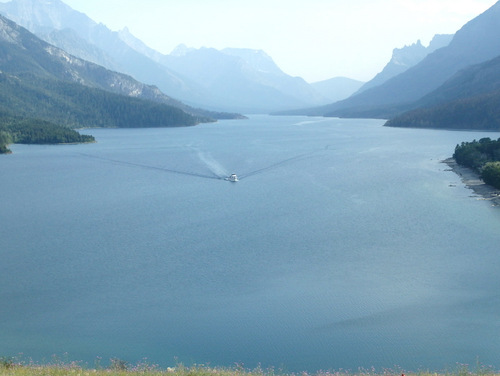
[443,158,500,207]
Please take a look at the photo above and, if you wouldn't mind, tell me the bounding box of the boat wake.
[77,146,331,182]
[238,149,323,180]
[193,149,229,179]
[77,153,223,181]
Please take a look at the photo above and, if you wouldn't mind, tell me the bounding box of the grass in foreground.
[0,358,498,376]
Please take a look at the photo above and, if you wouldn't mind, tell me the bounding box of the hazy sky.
[55,0,498,82]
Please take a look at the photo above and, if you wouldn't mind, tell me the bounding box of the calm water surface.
[1,116,500,372]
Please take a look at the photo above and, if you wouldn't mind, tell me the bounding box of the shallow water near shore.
[1,116,500,372]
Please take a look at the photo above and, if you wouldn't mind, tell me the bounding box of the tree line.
[0,72,211,154]
[0,73,209,129]
[453,137,500,189]
[0,114,95,154]
[386,90,500,131]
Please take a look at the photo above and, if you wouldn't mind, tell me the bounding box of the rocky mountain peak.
[390,40,426,67]
[221,48,284,76]
[170,44,195,57]
[427,34,453,52]
[355,33,453,94]
[0,14,23,45]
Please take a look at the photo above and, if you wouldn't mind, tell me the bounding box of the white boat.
[226,174,239,182]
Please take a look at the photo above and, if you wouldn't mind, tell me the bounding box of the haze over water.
[1,116,500,372]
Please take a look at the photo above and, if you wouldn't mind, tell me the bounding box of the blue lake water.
[1,115,500,372]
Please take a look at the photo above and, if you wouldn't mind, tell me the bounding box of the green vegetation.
[0,113,95,154]
[0,130,12,153]
[385,91,500,131]
[480,161,500,188]
[0,358,498,376]
[453,137,500,189]
[0,72,208,154]
[0,73,209,129]
[0,17,222,154]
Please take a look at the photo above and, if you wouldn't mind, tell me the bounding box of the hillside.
[385,53,500,130]
[0,72,205,129]
[0,112,95,154]
[0,14,214,152]
[0,0,243,119]
[0,0,333,113]
[283,1,500,119]
[385,90,500,131]
[355,34,453,95]
[0,68,202,153]
[0,13,209,125]
[0,0,204,104]
[415,54,500,107]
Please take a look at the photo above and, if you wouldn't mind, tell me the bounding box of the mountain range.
[0,0,363,113]
[282,0,500,131]
[0,0,203,104]
[385,54,500,130]
[354,34,453,95]
[158,46,331,113]
[275,33,456,117]
[2,0,500,132]
[0,13,213,132]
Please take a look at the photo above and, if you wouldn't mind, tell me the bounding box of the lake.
[1,115,500,372]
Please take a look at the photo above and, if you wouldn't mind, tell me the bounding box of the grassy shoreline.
[1,359,498,376]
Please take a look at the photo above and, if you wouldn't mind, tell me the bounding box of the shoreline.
[443,158,500,207]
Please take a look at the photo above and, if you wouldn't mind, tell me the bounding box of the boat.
[226,174,239,182]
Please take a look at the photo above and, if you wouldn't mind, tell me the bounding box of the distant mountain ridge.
[284,1,500,121]
[0,0,207,105]
[0,0,344,113]
[355,34,453,94]
[157,46,330,113]
[0,13,209,129]
[311,77,365,103]
[386,54,500,130]
[0,0,246,120]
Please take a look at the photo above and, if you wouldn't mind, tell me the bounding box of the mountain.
[0,0,246,119]
[117,26,164,63]
[355,34,453,94]
[385,90,500,131]
[0,13,208,117]
[310,77,365,102]
[291,1,500,119]
[418,54,500,106]
[157,46,330,113]
[0,14,208,129]
[0,0,331,113]
[40,28,119,73]
[0,0,208,106]
[0,72,203,129]
[385,54,500,130]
